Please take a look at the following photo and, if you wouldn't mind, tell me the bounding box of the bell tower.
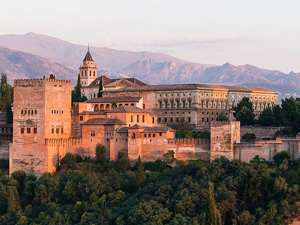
[79,47,98,87]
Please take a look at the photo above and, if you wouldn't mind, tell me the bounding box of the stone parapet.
[14,78,71,87]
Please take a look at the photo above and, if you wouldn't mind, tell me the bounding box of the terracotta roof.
[105,79,139,88]
[85,97,141,103]
[83,50,94,62]
[102,83,277,94]
[86,75,147,89]
[116,127,128,133]
[128,124,143,129]
[127,125,173,132]
[107,106,150,113]
[78,111,106,115]
[82,118,126,125]
[141,126,174,133]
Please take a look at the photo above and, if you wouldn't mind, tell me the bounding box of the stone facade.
[10,78,71,175]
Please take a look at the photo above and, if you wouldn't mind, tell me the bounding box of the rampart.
[14,78,71,87]
[240,126,283,140]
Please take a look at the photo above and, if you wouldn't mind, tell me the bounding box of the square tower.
[79,49,98,89]
[10,78,72,175]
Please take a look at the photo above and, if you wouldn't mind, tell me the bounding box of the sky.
[1,0,300,73]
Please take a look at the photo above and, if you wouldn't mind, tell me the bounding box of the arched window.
[131,115,133,122]
[131,103,134,106]
[142,115,145,123]
[93,71,95,76]
[137,115,139,122]
[132,133,136,139]
[100,104,104,111]
[94,104,99,111]
[21,110,23,114]
[90,71,92,76]
[105,104,110,111]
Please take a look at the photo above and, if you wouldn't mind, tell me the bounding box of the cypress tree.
[7,187,16,213]
[6,104,13,124]
[75,73,82,101]
[205,182,221,225]
[136,155,145,187]
[97,76,103,98]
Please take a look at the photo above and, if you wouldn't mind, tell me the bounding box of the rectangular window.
[142,115,145,123]
[189,101,192,108]
[143,104,145,109]
[165,101,168,109]
[21,128,24,134]
[182,101,186,108]
[188,117,191,122]
[52,128,54,133]
[34,128,37,134]
[152,117,154,124]
[56,128,59,133]
[177,101,180,108]
[171,101,174,108]
[131,115,133,122]
[137,115,139,122]
[144,134,147,137]
[164,118,167,123]
[153,134,156,137]
[159,132,162,136]
[80,116,83,121]
[159,101,162,109]
[27,128,31,133]
[170,118,173,123]
[91,131,95,137]
[61,128,64,134]
[158,118,161,123]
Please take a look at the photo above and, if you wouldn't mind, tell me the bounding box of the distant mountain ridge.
[0,32,300,100]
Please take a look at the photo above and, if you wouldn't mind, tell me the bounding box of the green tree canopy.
[95,144,107,164]
[136,155,145,187]
[258,107,275,126]
[205,182,221,225]
[234,97,255,125]
[216,112,227,121]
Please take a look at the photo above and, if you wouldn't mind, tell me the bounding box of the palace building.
[9,49,284,176]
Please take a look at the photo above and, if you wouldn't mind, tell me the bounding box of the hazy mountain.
[0,32,300,100]
[0,46,76,83]
[0,32,192,72]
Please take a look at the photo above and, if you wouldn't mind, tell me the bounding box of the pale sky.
[1,0,300,73]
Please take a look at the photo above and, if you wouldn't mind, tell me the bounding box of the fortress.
[8,50,300,175]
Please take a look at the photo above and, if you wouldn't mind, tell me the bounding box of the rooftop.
[86,75,147,88]
[85,96,141,103]
[102,83,277,94]
[82,118,126,125]
[107,105,150,114]
[83,50,94,62]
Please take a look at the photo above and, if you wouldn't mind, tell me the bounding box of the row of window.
[21,127,37,134]
[81,70,96,77]
[131,132,163,139]
[51,128,64,134]
[21,109,37,115]
[94,103,135,111]
[51,109,64,114]
[158,117,191,123]
[159,101,192,109]
[159,93,192,97]
[0,128,11,134]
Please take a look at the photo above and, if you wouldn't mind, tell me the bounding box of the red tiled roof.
[82,118,126,125]
[78,111,106,115]
[102,83,277,94]
[128,125,174,132]
[84,97,141,103]
[86,75,147,88]
[107,105,150,113]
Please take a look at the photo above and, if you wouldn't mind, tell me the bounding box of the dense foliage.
[1,151,300,224]
[72,74,87,103]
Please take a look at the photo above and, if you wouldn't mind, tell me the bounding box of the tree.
[163,150,177,162]
[6,104,13,124]
[97,76,103,98]
[281,97,299,123]
[242,133,256,141]
[205,182,221,225]
[49,74,55,79]
[234,97,255,125]
[216,112,227,121]
[7,187,16,213]
[61,153,76,169]
[75,74,81,101]
[95,144,107,164]
[170,117,192,132]
[116,151,130,172]
[258,107,275,126]
[272,105,287,127]
[136,155,145,187]
[273,151,290,166]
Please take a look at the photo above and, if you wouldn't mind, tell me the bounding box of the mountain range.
[0,32,299,100]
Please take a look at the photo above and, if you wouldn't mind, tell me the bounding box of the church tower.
[79,47,98,87]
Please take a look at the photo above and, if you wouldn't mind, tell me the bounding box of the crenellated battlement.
[45,137,82,146]
[14,78,71,87]
[168,138,210,144]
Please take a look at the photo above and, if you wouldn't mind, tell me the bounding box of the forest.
[0,147,300,225]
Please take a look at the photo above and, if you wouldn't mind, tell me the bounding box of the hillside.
[0,32,300,99]
[0,46,76,83]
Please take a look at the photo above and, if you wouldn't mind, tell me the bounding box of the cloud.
[94,36,112,47]
[126,36,248,49]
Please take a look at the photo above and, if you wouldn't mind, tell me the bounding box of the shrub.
[273,151,290,165]
[61,153,76,169]
[242,133,256,140]
[95,144,107,164]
